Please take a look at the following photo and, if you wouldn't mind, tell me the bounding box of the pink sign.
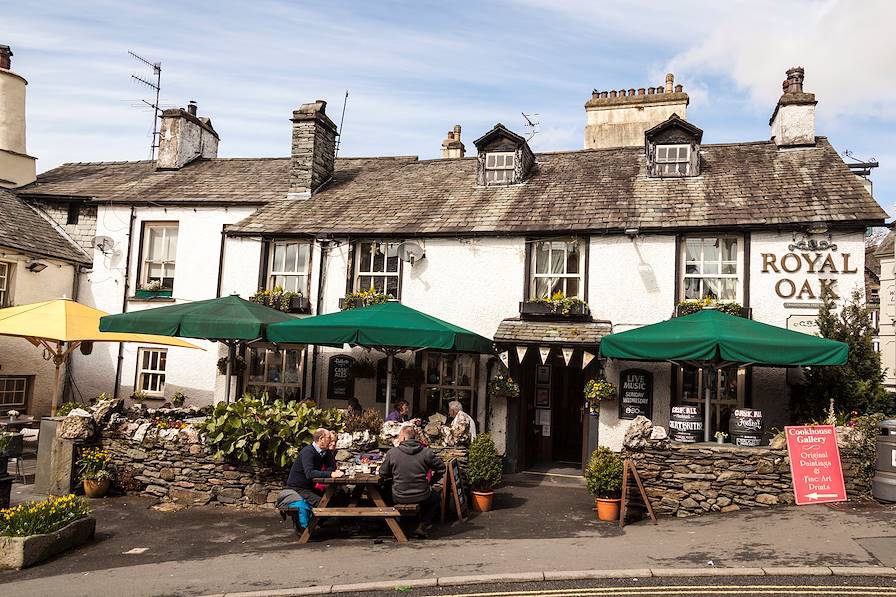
[785,425,847,505]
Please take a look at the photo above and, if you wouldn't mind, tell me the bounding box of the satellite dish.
[397,241,425,265]
[92,235,115,254]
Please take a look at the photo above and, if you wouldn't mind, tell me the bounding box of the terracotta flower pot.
[595,497,621,522]
[83,478,111,499]
[471,490,494,512]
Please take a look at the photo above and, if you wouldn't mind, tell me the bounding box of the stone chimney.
[156,102,219,170]
[288,100,338,198]
[584,73,689,149]
[0,44,36,188]
[769,66,817,147]
[441,124,465,159]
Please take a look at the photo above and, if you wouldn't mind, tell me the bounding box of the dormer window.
[473,123,534,187]
[485,152,515,185]
[655,144,691,176]
[645,114,702,178]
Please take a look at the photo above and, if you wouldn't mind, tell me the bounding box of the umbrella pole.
[385,353,394,417]
[51,360,62,416]
[703,366,711,443]
[225,342,234,404]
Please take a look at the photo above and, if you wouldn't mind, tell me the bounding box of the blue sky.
[7,0,895,218]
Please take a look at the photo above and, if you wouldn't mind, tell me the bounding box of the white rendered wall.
[0,248,76,415]
[879,249,895,391]
[70,204,258,407]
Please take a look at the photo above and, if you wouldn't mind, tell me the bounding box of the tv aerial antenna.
[522,112,540,141]
[335,90,349,158]
[128,51,162,160]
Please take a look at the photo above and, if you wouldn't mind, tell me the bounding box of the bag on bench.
[276,489,314,529]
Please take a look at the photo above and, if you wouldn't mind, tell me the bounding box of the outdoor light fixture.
[25,260,48,273]
[807,223,829,235]
[624,227,640,239]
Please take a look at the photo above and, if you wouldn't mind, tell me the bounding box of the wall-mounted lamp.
[624,227,640,239]
[807,223,829,235]
[25,260,48,273]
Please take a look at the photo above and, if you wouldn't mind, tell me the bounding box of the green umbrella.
[267,301,495,414]
[599,308,847,440]
[100,295,294,402]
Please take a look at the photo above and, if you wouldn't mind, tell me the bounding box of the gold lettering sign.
[760,251,855,300]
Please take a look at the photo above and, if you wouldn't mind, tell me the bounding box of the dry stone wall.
[101,422,467,508]
[623,438,869,517]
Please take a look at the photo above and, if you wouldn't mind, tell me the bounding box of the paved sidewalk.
[2,474,895,597]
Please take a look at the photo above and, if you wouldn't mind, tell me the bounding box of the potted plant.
[135,280,173,299]
[77,447,114,498]
[583,379,617,415]
[488,375,519,399]
[520,291,590,318]
[584,447,624,521]
[217,354,247,376]
[467,433,503,512]
[130,390,149,403]
[0,494,94,569]
[350,358,376,379]
[171,391,186,408]
[249,286,311,313]
[339,288,391,310]
[6,409,19,422]
[715,431,728,444]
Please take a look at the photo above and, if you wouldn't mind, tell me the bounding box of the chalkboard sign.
[730,408,763,447]
[619,460,657,528]
[618,369,653,420]
[669,405,703,443]
[327,355,355,401]
[441,458,468,523]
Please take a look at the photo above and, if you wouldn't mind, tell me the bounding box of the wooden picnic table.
[298,473,407,544]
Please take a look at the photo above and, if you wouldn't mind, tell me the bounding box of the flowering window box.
[519,300,590,319]
[134,289,173,299]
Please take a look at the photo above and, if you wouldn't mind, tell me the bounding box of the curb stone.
[207,566,896,596]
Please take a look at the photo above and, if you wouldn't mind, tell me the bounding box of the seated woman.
[386,399,416,423]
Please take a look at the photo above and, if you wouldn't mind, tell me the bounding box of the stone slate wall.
[623,439,869,517]
[31,201,98,253]
[101,424,467,508]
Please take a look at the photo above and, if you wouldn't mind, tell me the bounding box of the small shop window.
[0,375,30,410]
[137,348,167,396]
[0,262,10,307]
[421,352,476,418]
[676,365,747,435]
[682,237,738,301]
[268,240,311,294]
[531,238,584,299]
[355,240,401,298]
[141,223,179,290]
[485,152,515,185]
[245,344,304,401]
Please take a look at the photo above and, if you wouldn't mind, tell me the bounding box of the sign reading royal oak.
[618,368,653,420]
[761,248,857,301]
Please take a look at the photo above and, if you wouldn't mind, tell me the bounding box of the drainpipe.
[309,238,330,404]
[113,206,137,400]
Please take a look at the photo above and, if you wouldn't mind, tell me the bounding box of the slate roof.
[494,318,613,346]
[875,232,894,258]
[231,137,886,236]
[0,189,90,264]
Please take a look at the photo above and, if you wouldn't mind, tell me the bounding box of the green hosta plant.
[467,433,503,492]
[584,447,624,499]
[528,291,588,316]
[677,298,744,317]
[199,394,347,467]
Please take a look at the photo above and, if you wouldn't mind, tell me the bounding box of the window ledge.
[128,296,176,304]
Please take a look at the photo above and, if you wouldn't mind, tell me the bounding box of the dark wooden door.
[552,352,584,464]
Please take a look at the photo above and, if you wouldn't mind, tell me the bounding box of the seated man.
[445,400,477,446]
[286,428,343,506]
[379,426,446,538]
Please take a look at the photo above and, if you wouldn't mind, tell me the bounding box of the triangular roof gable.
[645,113,703,145]
[473,123,527,151]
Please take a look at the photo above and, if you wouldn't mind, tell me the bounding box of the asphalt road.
[363,576,896,597]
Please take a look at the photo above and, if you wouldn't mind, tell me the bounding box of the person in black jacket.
[286,428,343,506]
[379,426,446,538]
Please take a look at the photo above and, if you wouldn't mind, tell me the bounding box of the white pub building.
[21,66,887,472]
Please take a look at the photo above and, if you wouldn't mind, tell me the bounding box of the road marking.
[427,585,896,597]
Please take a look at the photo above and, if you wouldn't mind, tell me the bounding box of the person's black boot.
[412,523,428,539]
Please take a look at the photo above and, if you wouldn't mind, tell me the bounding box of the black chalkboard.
[618,369,653,420]
[442,458,468,522]
[328,355,355,401]
[619,459,657,528]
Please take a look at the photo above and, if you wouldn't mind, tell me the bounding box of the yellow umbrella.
[0,299,202,414]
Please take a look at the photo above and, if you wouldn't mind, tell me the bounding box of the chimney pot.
[441,123,465,159]
[609,90,617,98]
[628,88,636,96]
[647,87,655,95]
[674,84,683,93]
[770,67,816,147]
[637,88,645,95]
[785,66,805,93]
[599,91,607,98]
[187,101,197,116]
[0,45,11,70]
[665,73,674,93]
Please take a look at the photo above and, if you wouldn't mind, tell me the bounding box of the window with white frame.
[0,376,30,410]
[655,144,691,176]
[355,241,400,297]
[0,262,10,306]
[422,352,476,418]
[531,238,584,299]
[485,152,515,185]
[683,237,738,301]
[245,344,304,401]
[268,241,311,294]
[137,348,167,396]
[141,223,178,290]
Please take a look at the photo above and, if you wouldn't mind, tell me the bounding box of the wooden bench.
[312,507,400,518]
[393,503,420,516]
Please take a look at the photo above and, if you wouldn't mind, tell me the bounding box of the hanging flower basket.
[584,379,617,414]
